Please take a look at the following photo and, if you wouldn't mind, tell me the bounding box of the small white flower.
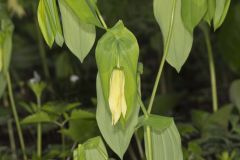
[70,74,79,83]
[29,71,41,84]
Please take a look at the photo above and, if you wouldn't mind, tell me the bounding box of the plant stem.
[138,96,149,118]
[95,7,108,30]
[134,132,145,160]
[145,127,153,160]
[145,0,176,159]
[66,143,77,160]
[201,25,218,112]
[61,126,65,160]
[7,119,17,160]
[137,97,151,160]
[128,145,138,160]
[6,72,27,160]
[37,95,42,159]
[147,0,176,114]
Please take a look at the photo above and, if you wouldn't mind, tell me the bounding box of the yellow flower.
[108,68,127,125]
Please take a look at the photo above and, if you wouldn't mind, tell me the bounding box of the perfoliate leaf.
[74,137,108,160]
[37,0,64,47]
[59,0,96,62]
[96,75,139,159]
[60,0,102,27]
[137,115,173,131]
[74,145,85,160]
[96,21,139,119]
[213,0,231,30]
[144,119,183,160]
[181,0,207,32]
[154,0,193,72]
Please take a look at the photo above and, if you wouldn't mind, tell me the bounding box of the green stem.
[145,1,176,159]
[95,7,108,30]
[6,72,27,160]
[137,97,152,160]
[7,119,17,160]
[134,132,145,160]
[128,145,138,160]
[201,25,218,112]
[37,95,42,159]
[147,0,176,113]
[138,96,149,118]
[61,126,65,160]
[145,127,153,160]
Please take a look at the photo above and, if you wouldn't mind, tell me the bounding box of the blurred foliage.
[0,0,239,159]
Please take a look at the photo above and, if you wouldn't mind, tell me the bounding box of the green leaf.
[137,115,173,131]
[62,109,98,142]
[208,105,232,129]
[177,123,198,137]
[21,111,51,124]
[60,0,102,27]
[42,102,80,116]
[191,110,210,130]
[192,105,232,131]
[0,72,6,98]
[74,137,108,160]
[28,81,46,99]
[74,145,85,160]
[213,0,231,30]
[59,0,96,62]
[37,0,64,47]
[96,21,139,119]
[216,4,240,74]
[230,115,240,134]
[19,102,35,114]
[153,0,193,72]
[70,109,95,120]
[187,141,203,157]
[144,120,183,160]
[96,74,139,159]
[0,19,14,74]
[204,0,216,25]
[181,0,207,32]
[230,80,240,112]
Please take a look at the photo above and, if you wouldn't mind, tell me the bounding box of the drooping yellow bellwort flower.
[108,68,127,125]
